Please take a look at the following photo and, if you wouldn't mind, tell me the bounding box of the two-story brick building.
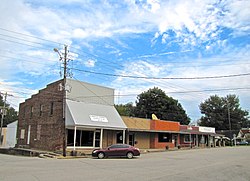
[17,79,127,152]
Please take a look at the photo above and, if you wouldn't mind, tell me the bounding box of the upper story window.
[30,106,34,118]
[39,104,43,116]
[50,102,54,115]
[23,107,26,118]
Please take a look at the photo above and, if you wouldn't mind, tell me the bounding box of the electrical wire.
[71,68,250,80]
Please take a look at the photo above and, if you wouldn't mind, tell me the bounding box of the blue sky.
[0,0,249,122]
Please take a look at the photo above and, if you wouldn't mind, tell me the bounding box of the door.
[129,134,135,146]
[95,131,100,147]
[116,132,123,144]
[173,135,178,147]
[106,144,128,157]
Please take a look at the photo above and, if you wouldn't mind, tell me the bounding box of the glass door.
[129,134,135,146]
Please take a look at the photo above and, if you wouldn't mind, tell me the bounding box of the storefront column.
[208,135,211,147]
[123,129,126,144]
[196,135,199,147]
[73,126,77,150]
[100,128,103,148]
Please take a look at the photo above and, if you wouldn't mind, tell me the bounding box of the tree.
[199,94,249,130]
[134,87,190,125]
[115,102,135,117]
[0,94,18,127]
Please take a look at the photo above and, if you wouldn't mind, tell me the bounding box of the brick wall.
[17,79,64,151]
[151,120,180,131]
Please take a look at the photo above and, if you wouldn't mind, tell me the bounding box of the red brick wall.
[150,120,180,149]
[151,120,180,131]
[17,79,64,151]
[153,134,175,149]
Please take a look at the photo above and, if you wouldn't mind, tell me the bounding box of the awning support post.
[123,129,126,144]
[100,128,103,148]
[73,126,77,150]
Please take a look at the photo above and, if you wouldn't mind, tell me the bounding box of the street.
[0,147,249,181]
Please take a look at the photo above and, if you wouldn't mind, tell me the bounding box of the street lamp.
[54,45,68,157]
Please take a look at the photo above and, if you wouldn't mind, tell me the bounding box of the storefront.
[66,100,127,150]
[180,125,217,148]
[122,117,181,149]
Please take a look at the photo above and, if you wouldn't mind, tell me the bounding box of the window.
[39,104,43,116]
[158,133,171,142]
[30,106,34,118]
[20,129,25,139]
[67,129,94,147]
[37,125,41,140]
[50,102,54,115]
[184,135,192,143]
[23,107,26,118]
[109,144,129,149]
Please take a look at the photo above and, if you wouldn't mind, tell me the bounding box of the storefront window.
[67,129,94,147]
[158,133,171,142]
[184,135,192,143]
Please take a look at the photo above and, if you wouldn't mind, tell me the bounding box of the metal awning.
[66,100,127,130]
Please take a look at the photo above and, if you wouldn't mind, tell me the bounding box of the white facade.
[66,79,114,105]
[199,126,215,133]
[5,121,18,148]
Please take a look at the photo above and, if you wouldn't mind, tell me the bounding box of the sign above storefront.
[199,126,215,133]
[89,115,109,123]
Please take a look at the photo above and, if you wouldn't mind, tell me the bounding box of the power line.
[0,27,61,45]
[0,28,125,70]
[62,87,250,99]
[0,33,54,48]
[0,37,51,51]
[71,68,250,80]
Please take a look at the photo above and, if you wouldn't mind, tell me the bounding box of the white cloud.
[1,0,249,46]
[0,0,249,119]
[84,59,96,68]
[111,47,250,120]
[222,0,250,36]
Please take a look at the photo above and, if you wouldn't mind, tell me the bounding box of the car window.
[109,144,130,149]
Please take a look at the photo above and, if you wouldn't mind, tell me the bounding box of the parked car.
[236,141,249,145]
[92,144,140,159]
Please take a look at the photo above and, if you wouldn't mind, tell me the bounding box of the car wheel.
[97,152,105,159]
[127,152,134,159]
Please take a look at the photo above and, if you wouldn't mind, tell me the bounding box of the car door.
[106,145,119,157]
[106,145,128,157]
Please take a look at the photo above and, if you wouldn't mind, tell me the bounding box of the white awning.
[66,100,127,130]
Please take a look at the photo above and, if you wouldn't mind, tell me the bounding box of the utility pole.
[0,92,8,145]
[54,45,71,157]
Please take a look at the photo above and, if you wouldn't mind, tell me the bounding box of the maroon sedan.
[92,144,140,159]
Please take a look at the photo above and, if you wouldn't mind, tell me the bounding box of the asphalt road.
[0,147,249,181]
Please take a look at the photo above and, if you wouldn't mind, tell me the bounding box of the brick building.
[17,78,225,153]
[17,79,127,152]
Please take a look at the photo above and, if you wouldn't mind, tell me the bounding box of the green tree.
[199,94,249,130]
[115,102,135,117]
[0,94,18,126]
[134,87,190,124]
